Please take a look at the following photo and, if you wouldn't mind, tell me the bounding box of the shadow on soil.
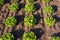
[5,0,21,3]
[52,32,60,37]
[52,5,58,12]
[53,15,60,22]
[11,29,25,40]
[33,0,37,2]
[30,28,44,39]
[34,3,41,11]
[15,15,25,25]
[18,0,21,3]
[33,13,42,24]
[51,0,53,1]
[5,0,10,3]
[18,3,25,10]
[16,3,25,14]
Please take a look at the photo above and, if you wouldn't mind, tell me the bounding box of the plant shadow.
[34,0,37,2]
[15,15,25,25]
[5,0,10,3]
[18,0,21,3]
[11,29,25,40]
[33,13,42,24]
[51,0,53,1]
[18,3,25,10]
[52,15,60,22]
[51,5,58,12]
[34,3,41,11]
[5,0,21,3]
[30,28,44,39]
[52,32,60,37]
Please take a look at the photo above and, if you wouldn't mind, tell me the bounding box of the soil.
[0,0,60,40]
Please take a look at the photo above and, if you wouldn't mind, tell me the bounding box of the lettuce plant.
[24,15,36,27]
[24,3,35,13]
[50,36,60,40]
[25,0,34,3]
[9,3,18,12]
[4,16,17,27]
[42,0,50,2]
[0,33,14,40]
[43,6,54,15]
[44,16,56,27]
[22,31,36,40]
[0,0,4,6]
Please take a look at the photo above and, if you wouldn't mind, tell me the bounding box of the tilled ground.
[0,0,60,40]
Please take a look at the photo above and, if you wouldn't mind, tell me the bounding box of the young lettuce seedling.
[4,16,17,27]
[22,31,36,40]
[0,33,14,40]
[9,3,18,12]
[0,0,4,6]
[42,0,51,2]
[24,3,35,13]
[43,6,54,15]
[24,15,36,27]
[44,16,56,27]
[50,36,60,40]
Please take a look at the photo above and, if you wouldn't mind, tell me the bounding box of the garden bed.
[0,0,60,40]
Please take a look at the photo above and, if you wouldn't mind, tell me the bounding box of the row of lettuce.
[0,0,60,40]
[0,32,60,40]
[43,0,60,40]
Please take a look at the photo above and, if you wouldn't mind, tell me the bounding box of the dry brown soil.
[0,0,60,40]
